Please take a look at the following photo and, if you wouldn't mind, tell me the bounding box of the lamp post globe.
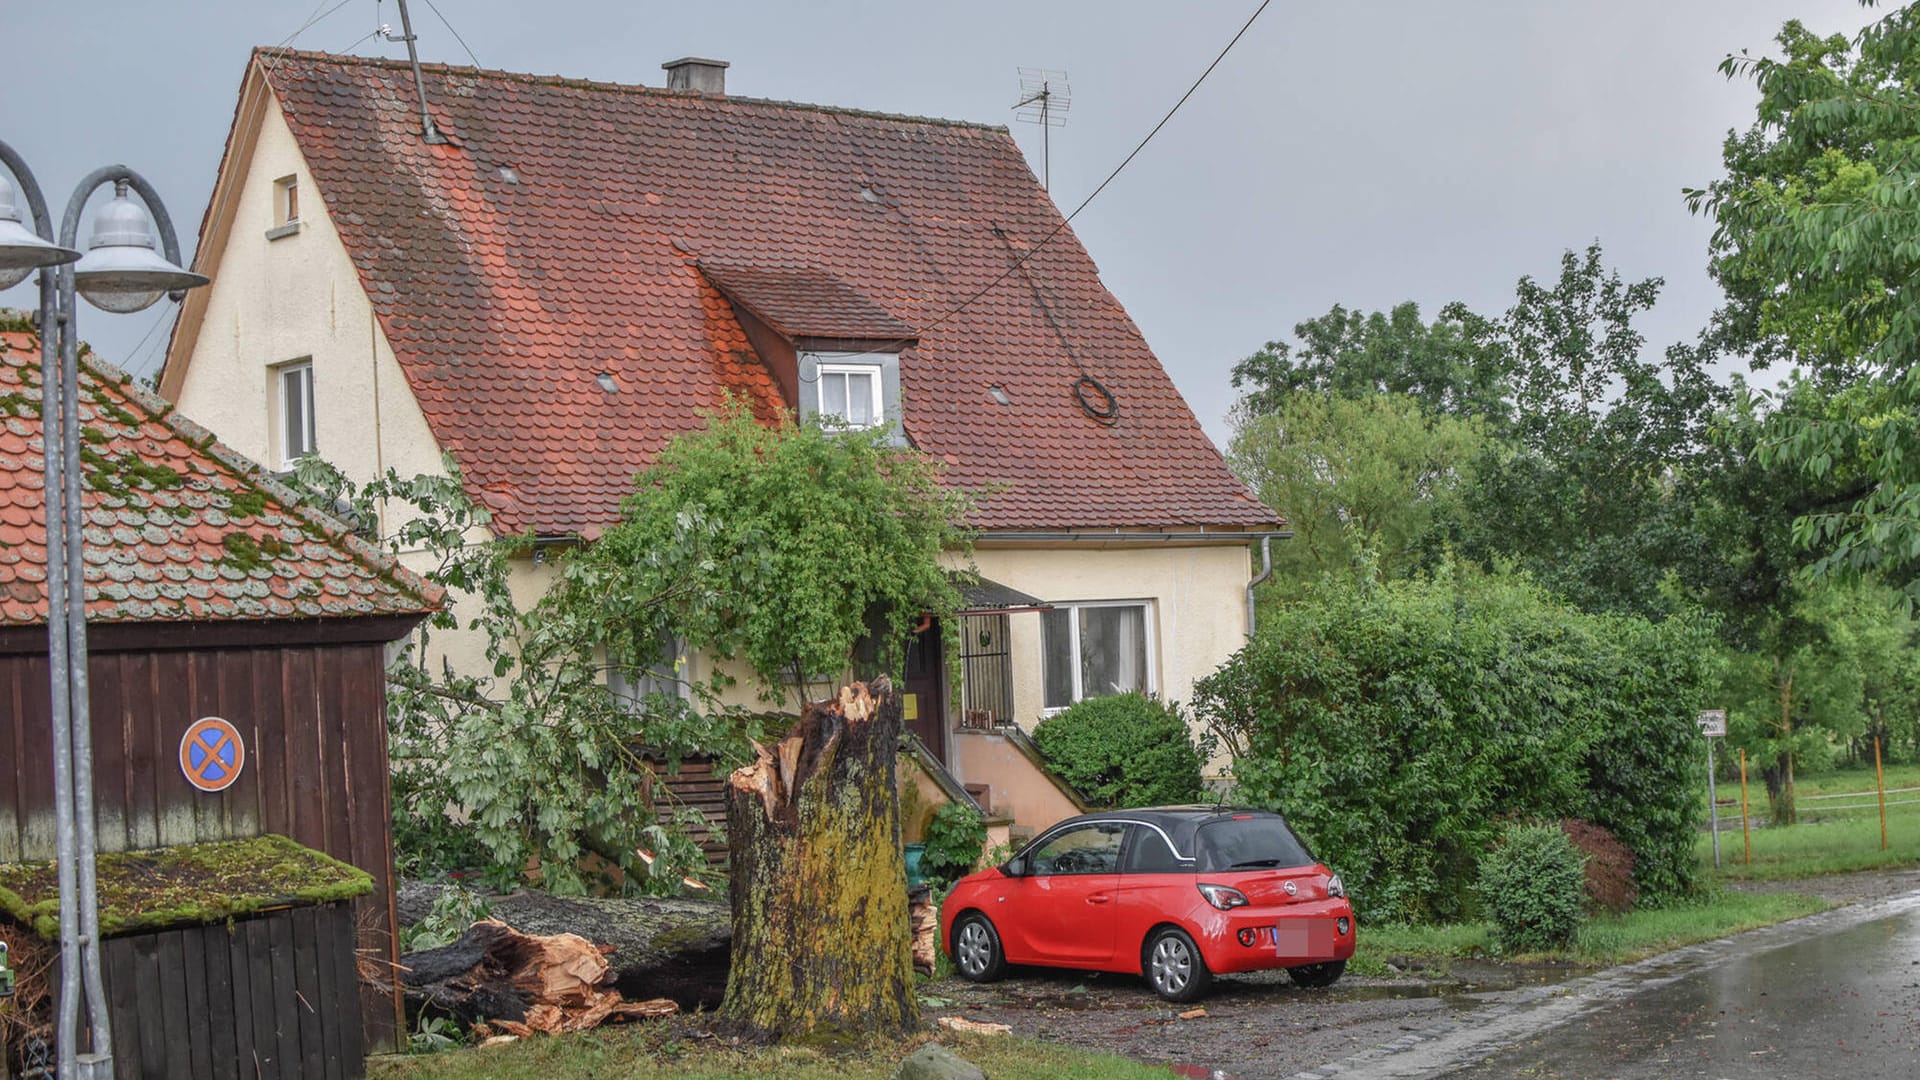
[0,172,80,290]
[70,180,206,313]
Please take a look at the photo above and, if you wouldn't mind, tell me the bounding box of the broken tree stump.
[720,678,918,1038]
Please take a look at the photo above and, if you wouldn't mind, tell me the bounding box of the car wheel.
[1288,959,1346,989]
[1144,927,1212,1003]
[952,913,1008,983]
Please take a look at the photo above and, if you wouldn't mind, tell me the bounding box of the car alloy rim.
[958,921,990,974]
[1151,937,1191,993]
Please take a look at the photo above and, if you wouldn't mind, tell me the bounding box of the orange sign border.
[179,716,246,793]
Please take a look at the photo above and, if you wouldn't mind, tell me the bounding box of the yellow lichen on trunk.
[720,678,918,1039]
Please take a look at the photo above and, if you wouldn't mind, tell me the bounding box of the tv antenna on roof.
[1013,68,1070,191]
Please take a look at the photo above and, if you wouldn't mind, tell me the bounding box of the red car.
[940,806,1355,1002]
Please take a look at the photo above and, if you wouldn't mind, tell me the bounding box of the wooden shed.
[0,326,440,1070]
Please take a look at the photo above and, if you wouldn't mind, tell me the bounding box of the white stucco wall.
[953,541,1252,780]
[169,94,498,673]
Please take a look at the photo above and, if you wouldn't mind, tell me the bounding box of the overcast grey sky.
[0,0,1878,447]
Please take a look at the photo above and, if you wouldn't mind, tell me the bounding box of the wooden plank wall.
[0,643,399,1051]
[84,903,364,1080]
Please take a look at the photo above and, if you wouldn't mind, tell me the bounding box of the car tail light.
[1326,874,1346,898]
[1197,883,1250,911]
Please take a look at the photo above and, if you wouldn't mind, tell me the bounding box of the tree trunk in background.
[1769,666,1797,826]
[720,678,918,1039]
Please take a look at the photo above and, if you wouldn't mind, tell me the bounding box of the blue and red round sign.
[179,716,246,793]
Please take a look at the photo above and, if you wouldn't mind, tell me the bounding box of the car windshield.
[1195,816,1315,872]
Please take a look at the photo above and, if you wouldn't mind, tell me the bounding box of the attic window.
[595,373,619,392]
[988,385,1012,406]
[267,175,300,240]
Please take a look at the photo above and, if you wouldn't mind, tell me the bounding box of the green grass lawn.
[1701,763,1920,881]
[1349,889,1828,976]
[368,1031,1179,1080]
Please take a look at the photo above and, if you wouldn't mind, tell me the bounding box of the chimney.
[661,57,729,95]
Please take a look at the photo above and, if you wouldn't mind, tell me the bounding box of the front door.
[900,619,947,764]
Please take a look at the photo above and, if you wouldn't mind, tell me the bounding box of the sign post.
[1698,709,1727,869]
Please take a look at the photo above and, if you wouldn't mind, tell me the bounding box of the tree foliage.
[1449,244,1723,617]
[1194,567,1718,923]
[1230,300,1511,428]
[1689,3,1920,589]
[577,403,972,705]
[1228,392,1484,587]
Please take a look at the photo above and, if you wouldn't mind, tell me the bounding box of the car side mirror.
[1002,856,1028,878]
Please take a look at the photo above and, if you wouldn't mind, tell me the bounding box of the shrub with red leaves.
[1561,818,1636,914]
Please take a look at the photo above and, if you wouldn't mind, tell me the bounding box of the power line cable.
[261,0,358,71]
[421,0,481,67]
[828,0,1275,359]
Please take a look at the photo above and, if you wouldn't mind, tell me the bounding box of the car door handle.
[1087,894,1111,904]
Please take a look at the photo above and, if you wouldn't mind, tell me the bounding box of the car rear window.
[1195,816,1315,872]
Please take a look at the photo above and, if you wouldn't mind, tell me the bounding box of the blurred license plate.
[1272,920,1333,957]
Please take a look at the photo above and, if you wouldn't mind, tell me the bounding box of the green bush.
[1194,567,1716,923]
[921,801,988,888]
[1477,822,1588,952]
[1031,693,1208,808]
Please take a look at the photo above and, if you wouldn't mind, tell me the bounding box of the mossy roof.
[0,833,372,941]
[0,321,443,626]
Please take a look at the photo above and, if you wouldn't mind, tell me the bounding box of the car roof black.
[1038,805,1290,852]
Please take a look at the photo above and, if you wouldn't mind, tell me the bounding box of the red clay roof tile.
[0,329,441,626]
[253,50,1278,537]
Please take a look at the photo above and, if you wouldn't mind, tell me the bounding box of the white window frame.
[1040,599,1158,714]
[276,359,316,469]
[609,635,693,709]
[815,361,885,430]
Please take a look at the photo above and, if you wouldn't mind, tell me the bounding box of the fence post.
[1739,748,1752,867]
[1876,737,1888,852]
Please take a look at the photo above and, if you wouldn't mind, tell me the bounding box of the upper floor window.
[799,351,900,439]
[277,360,315,468]
[1041,600,1154,712]
[816,362,884,429]
[267,175,301,240]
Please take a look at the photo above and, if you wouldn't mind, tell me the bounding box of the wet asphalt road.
[1439,905,1920,1079]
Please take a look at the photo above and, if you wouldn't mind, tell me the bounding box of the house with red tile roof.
[1,324,440,1048]
[159,49,1282,836]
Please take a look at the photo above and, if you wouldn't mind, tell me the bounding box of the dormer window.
[817,362,884,429]
[801,351,900,438]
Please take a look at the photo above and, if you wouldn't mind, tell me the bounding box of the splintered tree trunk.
[720,678,918,1038]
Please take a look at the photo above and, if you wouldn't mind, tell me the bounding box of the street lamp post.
[0,138,206,1080]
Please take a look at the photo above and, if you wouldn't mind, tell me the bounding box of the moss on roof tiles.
[0,834,373,940]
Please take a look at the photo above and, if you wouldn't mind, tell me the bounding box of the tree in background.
[1230,300,1511,429]
[1689,3,1920,592]
[1449,244,1723,618]
[1228,392,1484,588]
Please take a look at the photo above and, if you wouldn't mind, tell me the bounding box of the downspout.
[1245,534,1273,640]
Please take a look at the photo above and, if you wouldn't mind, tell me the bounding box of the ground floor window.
[1041,600,1154,711]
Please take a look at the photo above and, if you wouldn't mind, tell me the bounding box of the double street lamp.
[0,138,207,1080]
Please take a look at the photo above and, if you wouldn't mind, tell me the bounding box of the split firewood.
[908,886,939,976]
